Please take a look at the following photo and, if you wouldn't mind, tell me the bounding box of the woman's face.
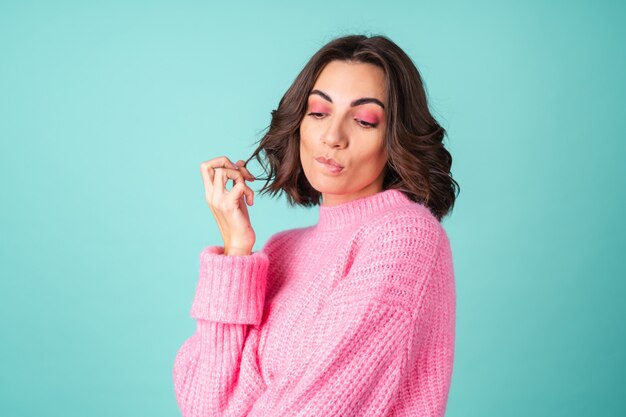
[299,60,388,207]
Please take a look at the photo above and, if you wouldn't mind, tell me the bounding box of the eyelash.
[307,112,378,129]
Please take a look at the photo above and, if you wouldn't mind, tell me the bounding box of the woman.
[173,34,459,416]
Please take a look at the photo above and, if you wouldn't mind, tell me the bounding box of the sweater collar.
[316,188,413,230]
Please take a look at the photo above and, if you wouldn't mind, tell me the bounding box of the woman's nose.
[321,116,348,148]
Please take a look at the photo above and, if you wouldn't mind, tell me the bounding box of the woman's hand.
[200,156,257,256]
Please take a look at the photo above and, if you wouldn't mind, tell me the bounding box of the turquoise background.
[1,1,624,416]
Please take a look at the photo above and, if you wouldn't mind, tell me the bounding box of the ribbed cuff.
[190,246,269,325]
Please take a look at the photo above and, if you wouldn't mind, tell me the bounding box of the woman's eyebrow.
[309,89,385,110]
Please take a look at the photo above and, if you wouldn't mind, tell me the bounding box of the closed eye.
[356,119,378,128]
[307,112,378,129]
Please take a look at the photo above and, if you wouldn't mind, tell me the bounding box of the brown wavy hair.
[244,34,460,221]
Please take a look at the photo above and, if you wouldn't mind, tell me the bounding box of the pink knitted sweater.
[173,188,456,416]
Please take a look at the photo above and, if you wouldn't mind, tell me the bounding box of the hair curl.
[245,34,460,221]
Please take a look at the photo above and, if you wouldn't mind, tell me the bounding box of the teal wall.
[1,1,624,416]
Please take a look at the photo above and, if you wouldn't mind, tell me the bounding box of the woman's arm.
[173,245,270,416]
[176,155,263,415]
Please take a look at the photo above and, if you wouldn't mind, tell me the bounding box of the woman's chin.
[310,178,347,193]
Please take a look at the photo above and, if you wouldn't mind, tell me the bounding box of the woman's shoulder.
[364,199,446,245]
[334,201,450,313]
[259,225,314,255]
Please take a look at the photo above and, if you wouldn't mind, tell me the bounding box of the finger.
[225,169,255,206]
[203,156,239,177]
[201,156,240,197]
[230,181,246,205]
[218,168,255,206]
[215,156,239,170]
[235,160,256,181]
[213,167,245,203]
[231,181,254,207]
[212,166,227,202]
[200,161,216,197]
[200,158,234,188]
[213,167,239,199]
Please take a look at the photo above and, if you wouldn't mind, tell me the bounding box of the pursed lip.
[315,156,344,168]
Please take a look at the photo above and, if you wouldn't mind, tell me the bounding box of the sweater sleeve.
[173,245,270,416]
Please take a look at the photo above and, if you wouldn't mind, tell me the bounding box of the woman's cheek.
[300,123,312,145]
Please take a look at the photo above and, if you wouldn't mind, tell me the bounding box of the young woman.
[173,34,459,416]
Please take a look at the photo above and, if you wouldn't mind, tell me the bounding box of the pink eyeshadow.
[355,111,381,124]
[309,104,329,113]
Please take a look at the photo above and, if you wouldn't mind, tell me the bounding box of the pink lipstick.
[315,156,344,174]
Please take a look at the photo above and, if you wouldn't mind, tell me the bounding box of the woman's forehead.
[310,64,386,107]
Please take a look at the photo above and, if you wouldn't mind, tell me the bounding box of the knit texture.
[173,189,456,416]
